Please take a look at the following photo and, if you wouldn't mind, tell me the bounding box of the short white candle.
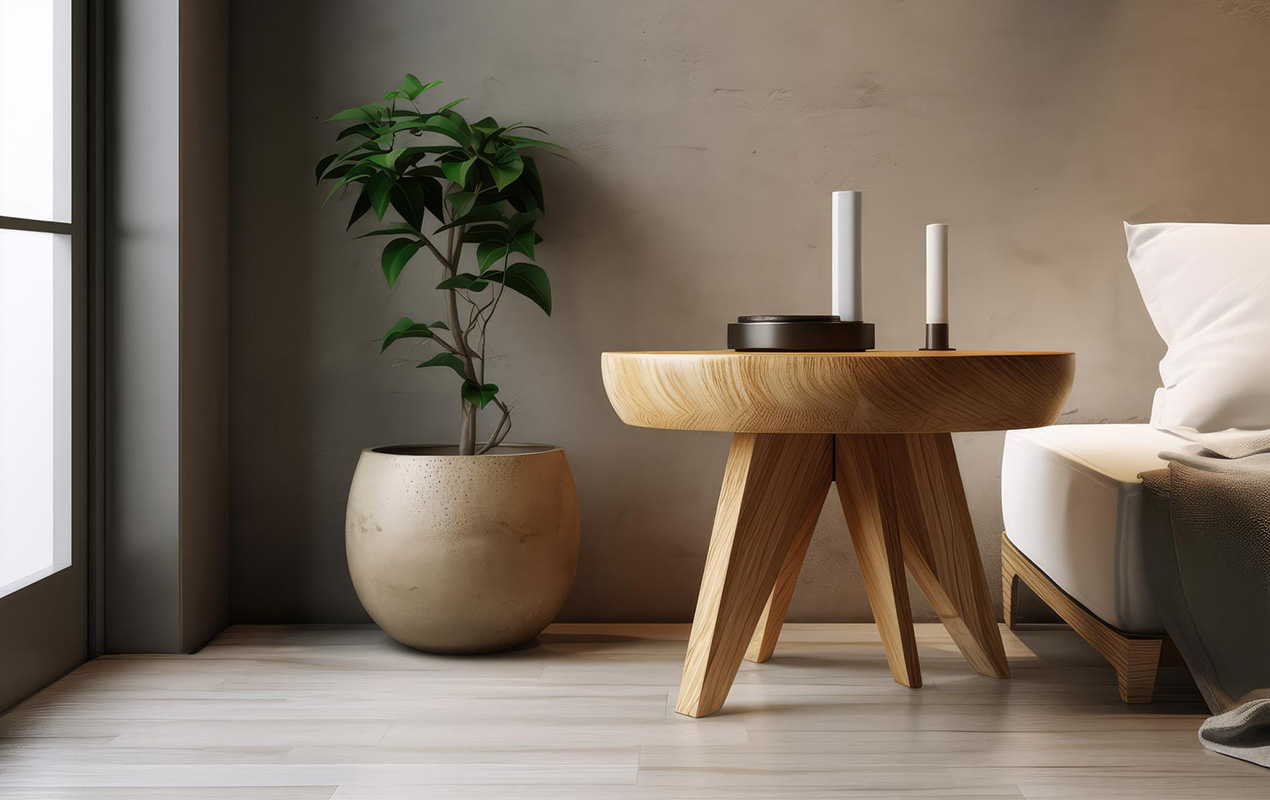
[832,191,862,322]
[926,223,948,325]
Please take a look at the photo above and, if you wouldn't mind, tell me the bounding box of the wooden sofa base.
[1001,531,1170,704]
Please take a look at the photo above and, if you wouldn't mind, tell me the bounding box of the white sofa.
[1002,424,1179,633]
[1001,221,1270,703]
[1001,423,1180,702]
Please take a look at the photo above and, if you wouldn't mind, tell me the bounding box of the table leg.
[834,435,922,688]
[890,433,1011,679]
[744,478,830,664]
[676,433,834,718]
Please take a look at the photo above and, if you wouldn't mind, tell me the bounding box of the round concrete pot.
[346,444,579,654]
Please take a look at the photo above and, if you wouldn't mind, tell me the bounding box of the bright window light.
[0,0,74,598]
[0,0,71,222]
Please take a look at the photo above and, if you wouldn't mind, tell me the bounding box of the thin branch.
[427,335,460,356]
[442,206,479,386]
[419,235,455,273]
[475,250,515,382]
[476,398,512,454]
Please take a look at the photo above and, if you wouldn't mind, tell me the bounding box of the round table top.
[600,350,1075,434]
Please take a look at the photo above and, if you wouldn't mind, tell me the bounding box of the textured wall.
[228,0,1270,622]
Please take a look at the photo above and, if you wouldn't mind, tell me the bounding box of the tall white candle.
[832,191,862,322]
[926,223,948,325]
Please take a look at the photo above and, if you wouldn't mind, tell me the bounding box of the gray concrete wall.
[228,0,1270,623]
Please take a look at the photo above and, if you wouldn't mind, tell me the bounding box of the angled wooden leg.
[744,478,830,664]
[1002,532,1164,703]
[1002,533,1020,631]
[834,435,922,689]
[676,433,834,718]
[1117,640,1164,704]
[893,433,1010,678]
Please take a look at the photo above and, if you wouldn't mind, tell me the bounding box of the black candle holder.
[727,315,875,352]
[920,322,954,351]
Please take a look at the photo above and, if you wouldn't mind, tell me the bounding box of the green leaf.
[315,153,338,184]
[328,104,384,124]
[436,273,490,291]
[419,177,445,222]
[346,190,372,230]
[497,262,552,315]
[446,190,476,219]
[505,189,537,214]
[336,123,375,141]
[321,162,355,182]
[436,97,467,114]
[489,147,525,190]
[366,148,408,171]
[421,114,470,146]
[400,73,424,100]
[321,162,376,204]
[381,237,422,289]
[366,172,396,220]
[443,110,474,140]
[505,135,567,153]
[462,381,499,409]
[390,178,428,230]
[409,164,447,179]
[505,123,549,135]
[460,225,510,245]
[471,116,501,136]
[464,204,508,223]
[508,208,542,235]
[430,320,449,330]
[417,352,468,380]
[357,222,422,238]
[521,156,545,211]
[366,117,425,137]
[440,156,477,186]
[434,203,506,233]
[393,145,452,172]
[509,230,535,259]
[477,241,509,273]
[381,316,436,352]
[397,76,441,102]
[334,139,392,164]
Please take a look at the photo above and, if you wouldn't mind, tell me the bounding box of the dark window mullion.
[0,215,75,236]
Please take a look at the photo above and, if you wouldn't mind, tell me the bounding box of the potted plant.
[317,75,578,654]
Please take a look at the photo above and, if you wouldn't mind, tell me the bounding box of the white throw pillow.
[1124,222,1270,433]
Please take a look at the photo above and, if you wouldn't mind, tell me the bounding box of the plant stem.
[443,216,480,455]
[476,398,512,454]
[459,400,478,455]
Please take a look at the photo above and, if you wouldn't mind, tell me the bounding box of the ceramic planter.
[345,444,579,653]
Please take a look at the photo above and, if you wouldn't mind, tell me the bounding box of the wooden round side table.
[601,350,1075,718]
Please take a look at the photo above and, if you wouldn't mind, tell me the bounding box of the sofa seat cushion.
[1002,424,1181,634]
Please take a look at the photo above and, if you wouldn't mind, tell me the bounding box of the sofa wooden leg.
[1002,556,1019,631]
[1116,639,1164,704]
[1001,531,1167,705]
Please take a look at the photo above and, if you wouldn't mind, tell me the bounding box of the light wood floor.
[0,623,1262,798]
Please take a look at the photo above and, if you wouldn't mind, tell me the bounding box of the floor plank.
[0,623,1259,799]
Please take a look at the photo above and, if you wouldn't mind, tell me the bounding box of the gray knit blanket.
[1139,429,1270,768]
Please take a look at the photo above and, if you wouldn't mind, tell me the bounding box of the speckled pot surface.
[346,444,580,654]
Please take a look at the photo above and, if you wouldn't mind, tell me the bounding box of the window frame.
[0,0,89,710]
[0,0,83,599]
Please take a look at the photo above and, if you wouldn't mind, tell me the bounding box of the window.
[0,0,74,596]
